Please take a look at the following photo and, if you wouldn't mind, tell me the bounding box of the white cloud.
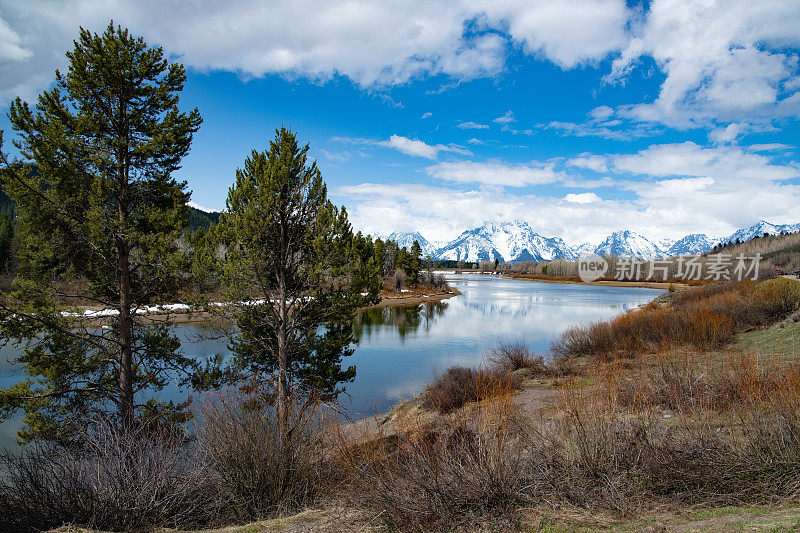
[480,0,630,68]
[492,110,516,124]
[456,121,489,129]
[541,107,662,140]
[379,135,441,159]
[566,154,608,172]
[0,0,632,102]
[608,0,800,127]
[334,138,800,245]
[335,168,800,245]
[420,112,433,119]
[334,182,637,243]
[425,160,563,187]
[564,192,601,204]
[319,148,370,162]
[747,143,792,152]
[627,176,800,235]
[0,17,31,62]
[709,123,748,145]
[612,141,799,181]
[588,105,614,121]
[334,134,471,159]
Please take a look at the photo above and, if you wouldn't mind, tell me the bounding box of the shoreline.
[76,287,462,325]
[358,287,461,311]
[502,272,688,290]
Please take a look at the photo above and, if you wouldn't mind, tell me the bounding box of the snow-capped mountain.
[384,231,438,257]
[373,219,800,264]
[658,238,677,252]
[593,230,665,259]
[435,221,576,263]
[187,201,219,213]
[721,220,800,245]
[573,242,596,257]
[667,234,718,256]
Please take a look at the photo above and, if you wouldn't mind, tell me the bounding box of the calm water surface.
[0,274,661,449]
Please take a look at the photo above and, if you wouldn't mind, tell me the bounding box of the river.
[0,274,661,449]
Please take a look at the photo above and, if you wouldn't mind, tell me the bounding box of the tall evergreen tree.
[215,127,380,435]
[0,211,12,273]
[0,23,202,441]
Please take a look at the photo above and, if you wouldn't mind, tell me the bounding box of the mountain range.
[186,203,799,263]
[383,220,800,263]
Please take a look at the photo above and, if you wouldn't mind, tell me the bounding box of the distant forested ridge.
[0,175,15,218]
[187,206,220,231]
[0,178,214,231]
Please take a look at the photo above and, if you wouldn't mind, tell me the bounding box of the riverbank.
[309,278,800,531]
[70,286,461,325]
[358,286,461,310]
[503,271,692,290]
[17,278,800,533]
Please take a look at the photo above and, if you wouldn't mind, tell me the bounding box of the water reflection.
[353,301,449,343]
[340,275,661,415]
[0,275,661,449]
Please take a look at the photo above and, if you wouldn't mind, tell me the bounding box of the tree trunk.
[276,278,289,442]
[118,233,134,425]
[117,122,134,426]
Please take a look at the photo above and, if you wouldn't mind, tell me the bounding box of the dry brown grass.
[422,365,521,414]
[553,279,800,359]
[334,390,534,531]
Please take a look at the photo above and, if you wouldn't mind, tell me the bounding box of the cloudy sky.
[1,0,799,245]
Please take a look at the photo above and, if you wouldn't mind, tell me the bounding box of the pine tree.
[215,127,380,435]
[410,240,423,282]
[0,23,202,441]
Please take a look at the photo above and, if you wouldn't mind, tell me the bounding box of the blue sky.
[1,0,799,245]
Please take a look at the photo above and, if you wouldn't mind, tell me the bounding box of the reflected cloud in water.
[343,274,661,416]
[0,275,661,448]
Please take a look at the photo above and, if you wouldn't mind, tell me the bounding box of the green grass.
[737,319,800,359]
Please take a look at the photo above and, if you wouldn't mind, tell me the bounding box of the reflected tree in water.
[353,301,449,343]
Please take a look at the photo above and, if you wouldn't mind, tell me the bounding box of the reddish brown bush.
[423,366,520,414]
[553,279,800,359]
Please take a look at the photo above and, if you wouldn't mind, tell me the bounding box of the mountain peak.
[594,230,665,259]
[373,219,800,263]
[436,221,575,263]
[722,220,800,245]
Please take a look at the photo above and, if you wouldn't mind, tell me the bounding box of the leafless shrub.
[419,271,447,290]
[422,366,521,414]
[393,269,407,291]
[194,386,329,521]
[487,342,547,374]
[553,366,800,509]
[0,419,213,533]
[337,395,536,531]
